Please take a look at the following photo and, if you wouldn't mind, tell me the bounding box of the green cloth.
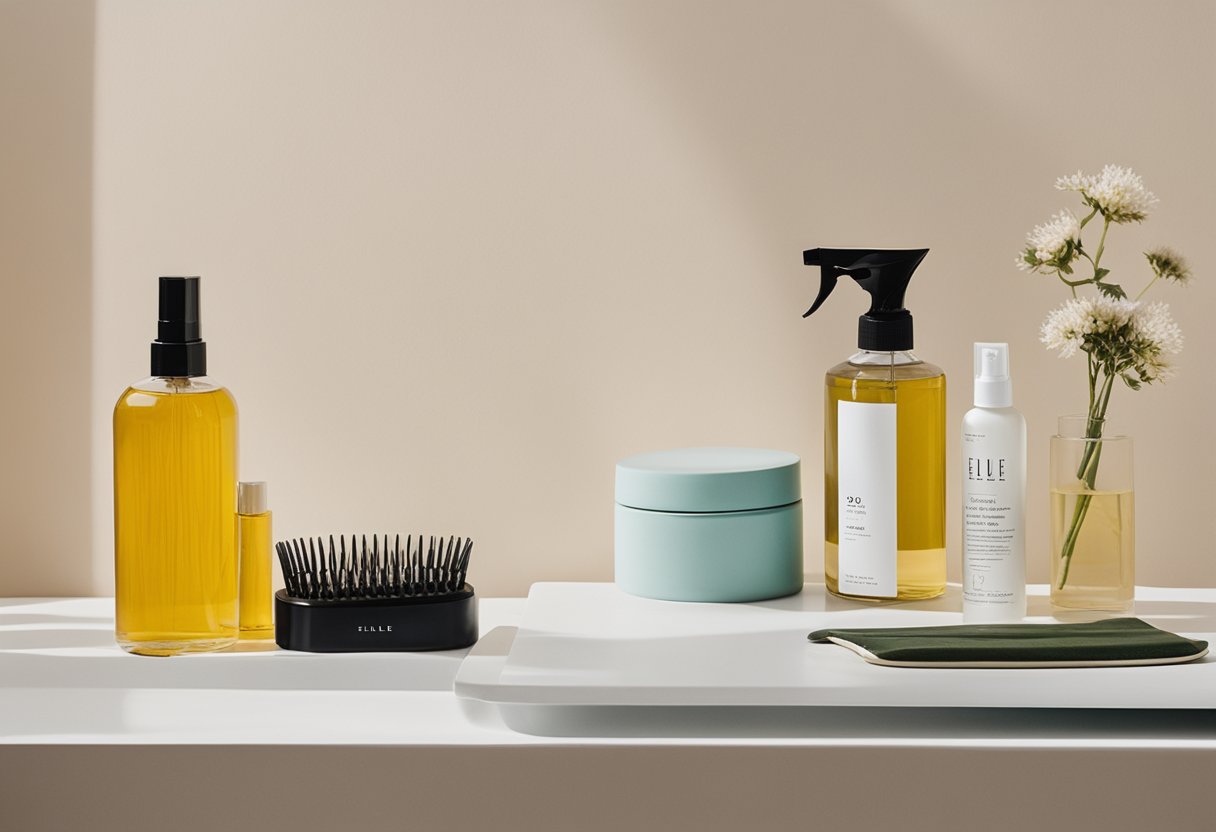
[808,617,1209,667]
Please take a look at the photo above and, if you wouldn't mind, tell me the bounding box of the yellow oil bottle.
[113,277,239,655]
[237,481,274,640]
[804,249,946,601]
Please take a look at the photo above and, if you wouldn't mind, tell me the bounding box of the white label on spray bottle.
[837,400,898,597]
[961,416,1027,621]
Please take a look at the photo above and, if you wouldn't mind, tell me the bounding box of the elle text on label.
[967,457,1007,482]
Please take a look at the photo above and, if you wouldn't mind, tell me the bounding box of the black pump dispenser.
[150,276,207,377]
[802,248,929,351]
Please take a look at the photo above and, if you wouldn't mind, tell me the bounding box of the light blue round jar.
[614,448,804,602]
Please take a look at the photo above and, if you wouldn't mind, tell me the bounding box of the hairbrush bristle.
[275,534,473,601]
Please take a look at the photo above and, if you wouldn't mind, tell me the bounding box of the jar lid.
[615,447,801,513]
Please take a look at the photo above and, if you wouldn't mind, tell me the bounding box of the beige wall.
[0,0,95,595]
[3,0,1214,597]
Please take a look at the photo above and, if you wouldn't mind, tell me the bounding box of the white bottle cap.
[238,481,268,515]
[973,342,1013,408]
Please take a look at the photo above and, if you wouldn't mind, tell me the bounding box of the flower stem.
[1135,274,1159,301]
[1056,366,1115,590]
[1057,275,1093,288]
[1057,442,1104,589]
[1093,217,1111,266]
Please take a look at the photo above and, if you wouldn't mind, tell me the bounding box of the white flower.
[1055,170,1090,193]
[1144,246,1191,285]
[1040,296,1135,358]
[1129,302,1183,381]
[1040,296,1183,384]
[1056,165,1157,223]
[1018,210,1081,272]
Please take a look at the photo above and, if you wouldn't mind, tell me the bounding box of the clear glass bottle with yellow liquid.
[803,249,946,601]
[113,277,239,655]
[237,481,274,640]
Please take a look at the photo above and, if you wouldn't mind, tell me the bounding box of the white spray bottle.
[961,342,1026,622]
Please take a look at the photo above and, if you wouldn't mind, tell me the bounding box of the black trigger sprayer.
[802,248,929,351]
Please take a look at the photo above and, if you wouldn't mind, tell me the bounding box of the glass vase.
[1049,416,1134,613]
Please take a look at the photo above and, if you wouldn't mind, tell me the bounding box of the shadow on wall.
[0,1,95,595]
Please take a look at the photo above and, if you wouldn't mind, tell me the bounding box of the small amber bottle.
[237,481,274,639]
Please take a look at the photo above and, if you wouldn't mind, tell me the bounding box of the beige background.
[2,0,1213,598]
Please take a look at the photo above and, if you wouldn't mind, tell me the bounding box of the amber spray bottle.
[113,277,239,655]
[238,481,274,639]
[802,249,946,602]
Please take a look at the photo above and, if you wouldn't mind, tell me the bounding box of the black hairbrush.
[274,534,477,652]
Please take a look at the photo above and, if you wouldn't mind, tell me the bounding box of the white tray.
[455,583,1216,725]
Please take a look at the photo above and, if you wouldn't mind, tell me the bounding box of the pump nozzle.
[973,341,1013,407]
[150,276,208,378]
[802,248,929,351]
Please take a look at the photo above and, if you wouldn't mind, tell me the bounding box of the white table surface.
[1,587,1213,747]
[462,583,1215,711]
[0,595,528,746]
[2,589,1214,832]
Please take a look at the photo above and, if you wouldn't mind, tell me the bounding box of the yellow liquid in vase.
[114,377,238,655]
[824,354,946,601]
[1050,488,1134,612]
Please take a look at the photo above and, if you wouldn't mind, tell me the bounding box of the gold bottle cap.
[238,481,268,515]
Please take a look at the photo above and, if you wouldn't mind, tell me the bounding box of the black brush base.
[274,586,478,652]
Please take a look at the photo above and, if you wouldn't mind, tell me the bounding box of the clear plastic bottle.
[962,342,1026,621]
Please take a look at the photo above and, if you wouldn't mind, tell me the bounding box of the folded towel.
[808,617,1209,668]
